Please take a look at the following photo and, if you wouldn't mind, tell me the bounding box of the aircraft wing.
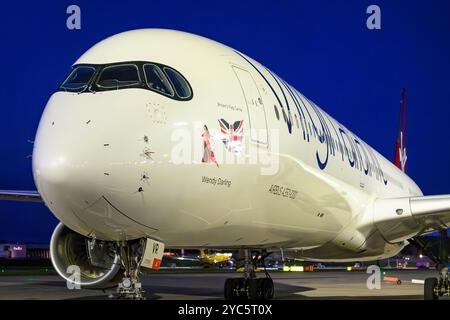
[0,190,43,202]
[374,194,450,242]
[409,195,450,230]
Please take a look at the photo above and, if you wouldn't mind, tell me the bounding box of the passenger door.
[232,66,268,145]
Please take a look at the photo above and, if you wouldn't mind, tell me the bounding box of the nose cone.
[34,155,69,185]
[32,92,158,241]
[33,141,96,205]
[32,93,107,233]
[33,97,92,200]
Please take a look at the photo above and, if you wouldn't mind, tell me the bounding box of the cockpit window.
[163,67,192,99]
[96,64,141,89]
[57,61,192,100]
[60,66,96,91]
[143,64,174,97]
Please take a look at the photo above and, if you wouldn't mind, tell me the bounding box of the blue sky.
[0,0,449,243]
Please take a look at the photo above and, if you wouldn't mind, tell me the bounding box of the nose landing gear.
[411,230,449,300]
[110,240,147,300]
[224,249,274,300]
[115,276,145,300]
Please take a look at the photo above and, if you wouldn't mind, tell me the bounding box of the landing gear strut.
[411,230,449,300]
[110,239,147,300]
[224,249,274,300]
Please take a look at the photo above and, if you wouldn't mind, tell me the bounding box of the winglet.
[394,88,408,173]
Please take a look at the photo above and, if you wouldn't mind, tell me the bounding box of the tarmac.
[0,269,442,300]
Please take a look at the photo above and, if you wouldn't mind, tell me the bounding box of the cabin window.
[143,64,174,97]
[60,66,96,91]
[163,67,192,99]
[96,64,141,89]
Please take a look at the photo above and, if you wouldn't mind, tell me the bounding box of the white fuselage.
[31,29,422,262]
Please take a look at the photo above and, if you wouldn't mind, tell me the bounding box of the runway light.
[290,266,304,272]
[412,279,425,284]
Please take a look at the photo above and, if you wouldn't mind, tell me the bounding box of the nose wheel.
[113,276,145,300]
[109,240,147,300]
[224,249,274,300]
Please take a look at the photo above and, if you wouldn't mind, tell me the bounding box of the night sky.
[0,0,449,243]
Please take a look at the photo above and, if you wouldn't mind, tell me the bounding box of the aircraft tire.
[248,279,263,300]
[424,277,438,300]
[224,278,238,300]
[261,278,274,300]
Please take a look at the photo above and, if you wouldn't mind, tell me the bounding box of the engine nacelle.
[50,223,124,289]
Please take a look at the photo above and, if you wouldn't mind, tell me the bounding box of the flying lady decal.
[201,125,219,167]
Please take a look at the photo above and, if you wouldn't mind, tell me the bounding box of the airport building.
[26,244,50,259]
[0,242,50,260]
[0,243,26,259]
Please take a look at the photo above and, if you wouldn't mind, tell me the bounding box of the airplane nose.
[34,155,69,185]
[32,120,157,240]
[31,93,159,240]
[32,135,100,208]
[31,100,117,239]
[31,94,104,209]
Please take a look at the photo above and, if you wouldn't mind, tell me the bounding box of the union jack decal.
[218,119,244,153]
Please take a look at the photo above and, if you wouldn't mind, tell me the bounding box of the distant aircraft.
[1,29,449,300]
[198,249,233,266]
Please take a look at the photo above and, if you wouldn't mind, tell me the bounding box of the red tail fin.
[394,88,408,173]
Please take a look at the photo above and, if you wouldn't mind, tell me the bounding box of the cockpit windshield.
[96,64,141,89]
[57,61,192,100]
[60,66,96,92]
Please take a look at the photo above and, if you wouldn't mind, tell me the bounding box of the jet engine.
[50,223,124,289]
